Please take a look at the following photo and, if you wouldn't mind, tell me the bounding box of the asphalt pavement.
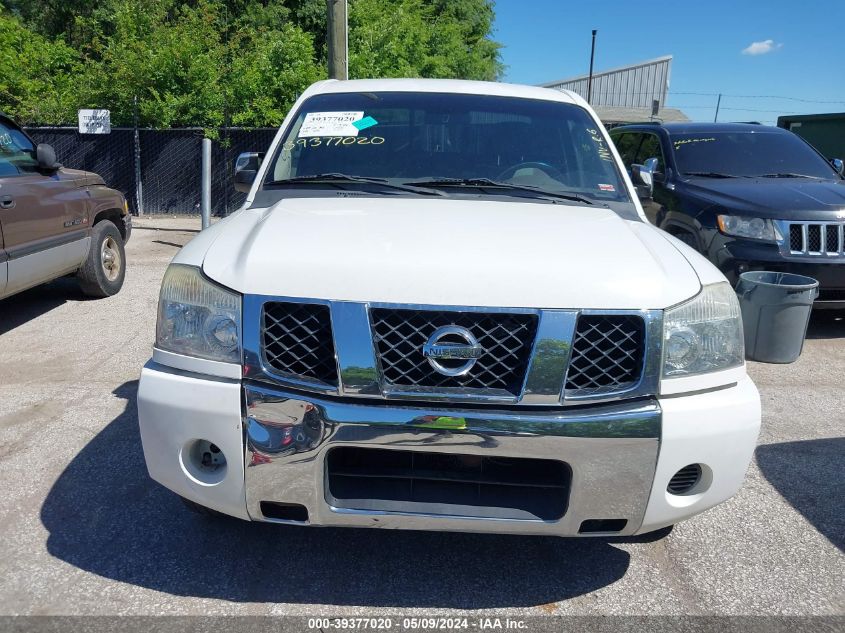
[0,216,842,616]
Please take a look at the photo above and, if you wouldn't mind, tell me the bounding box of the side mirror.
[831,158,844,176]
[631,157,658,199]
[234,152,262,193]
[36,143,59,171]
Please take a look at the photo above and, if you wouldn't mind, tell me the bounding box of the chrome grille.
[565,315,645,394]
[261,302,337,385]
[370,308,537,394]
[244,296,661,406]
[783,221,844,257]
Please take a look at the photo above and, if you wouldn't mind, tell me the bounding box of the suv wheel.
[78,220,126,297]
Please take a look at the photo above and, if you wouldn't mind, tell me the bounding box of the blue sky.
[493,0,845,124]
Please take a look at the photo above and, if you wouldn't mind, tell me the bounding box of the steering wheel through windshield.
[496,161,566,183]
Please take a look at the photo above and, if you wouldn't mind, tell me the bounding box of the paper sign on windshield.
[298,111,365,137]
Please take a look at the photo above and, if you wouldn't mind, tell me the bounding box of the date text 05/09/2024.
[307,617,528,630]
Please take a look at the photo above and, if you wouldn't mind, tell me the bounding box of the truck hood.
[55,168,106,188]
[201,197,702,310]
[681,177,845,220]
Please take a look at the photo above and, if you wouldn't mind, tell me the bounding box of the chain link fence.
[23,127,277,215]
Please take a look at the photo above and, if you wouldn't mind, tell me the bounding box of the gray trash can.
[735,271,819,363]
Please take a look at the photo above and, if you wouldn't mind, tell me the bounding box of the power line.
[719,94,845,104]
[578,89,845,105]
[719,106,800,113]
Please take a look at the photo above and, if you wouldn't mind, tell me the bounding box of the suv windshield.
[670,130,838,179]
[264,91,629,203]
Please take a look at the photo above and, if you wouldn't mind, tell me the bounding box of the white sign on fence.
[78,109,111,134]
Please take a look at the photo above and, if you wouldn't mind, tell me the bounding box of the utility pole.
[327,0,348,80]
[714,93,722,122]
[587,29,597,104]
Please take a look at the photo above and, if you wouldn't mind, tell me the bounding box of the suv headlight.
[156,264,241,363]
[717,214,780,241]
[663,282,744,378]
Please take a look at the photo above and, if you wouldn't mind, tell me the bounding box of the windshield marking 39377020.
[261,91,629,206]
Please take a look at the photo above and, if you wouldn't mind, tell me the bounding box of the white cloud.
[742,39,783,56]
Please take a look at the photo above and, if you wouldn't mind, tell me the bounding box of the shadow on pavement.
[151,240,187,249]
[805,310,845,340]
[756,438,844,552]
[0,277,83,336]
[41,381,632,608]
[135,225,200,234]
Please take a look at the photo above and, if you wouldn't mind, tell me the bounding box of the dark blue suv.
[609,122,845,308]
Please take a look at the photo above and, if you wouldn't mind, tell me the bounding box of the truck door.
[0,192,6,297]
[0,122,90,297]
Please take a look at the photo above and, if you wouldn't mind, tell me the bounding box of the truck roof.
[302,78,585,107]
[617,121,789,135]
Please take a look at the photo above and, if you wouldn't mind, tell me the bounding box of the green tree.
[75,0,227,127]
[1,0,503,128]
[0,10,81,123]
[348,0,502,80]
[229,22,325,127]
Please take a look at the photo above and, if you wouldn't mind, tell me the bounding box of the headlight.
[717,214,778,241]
[156,264,241,363]
[663,282,744,378]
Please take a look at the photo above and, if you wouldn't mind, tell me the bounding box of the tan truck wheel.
[78,220,126,297]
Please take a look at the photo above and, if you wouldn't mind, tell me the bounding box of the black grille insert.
[326,447,570,520]
[370,309,538,393]
[262,302,337,384]
[565,315,645,393]
[807,224,822,252]
[789,224,803,251]
[667,463,702,495]
[826,226,840,253]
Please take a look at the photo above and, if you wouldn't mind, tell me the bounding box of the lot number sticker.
[298,112,365,137]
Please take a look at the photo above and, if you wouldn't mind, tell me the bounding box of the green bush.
[0,0,502,127]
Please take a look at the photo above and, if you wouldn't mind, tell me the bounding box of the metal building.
[540,56,688,124]
[541,55,673,108]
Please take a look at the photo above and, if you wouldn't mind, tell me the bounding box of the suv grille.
[370,308,537,393]
[786,222,844,256]
[261,302,337,384]
[565,315,645,394]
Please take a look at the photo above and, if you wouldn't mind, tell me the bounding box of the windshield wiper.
[757,173,816,179]
[403,177,594,205]
[683,172,738,179]
[265,173,445,196]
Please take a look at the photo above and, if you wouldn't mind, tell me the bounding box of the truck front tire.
[78,220,126,297]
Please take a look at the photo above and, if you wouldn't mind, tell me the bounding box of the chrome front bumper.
[138,362,761,537]
[244,383,661,536]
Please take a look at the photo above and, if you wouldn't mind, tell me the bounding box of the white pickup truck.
[138,79,761,537]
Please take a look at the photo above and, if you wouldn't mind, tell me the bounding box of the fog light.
[181,438,227,485]
[667,464,702,495]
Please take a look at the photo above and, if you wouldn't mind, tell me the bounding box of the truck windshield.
[264,91,629,203]
[0,121,37,176]
[670,131,838,179]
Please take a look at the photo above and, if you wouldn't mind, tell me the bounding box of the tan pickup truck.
[0,114,130,300]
